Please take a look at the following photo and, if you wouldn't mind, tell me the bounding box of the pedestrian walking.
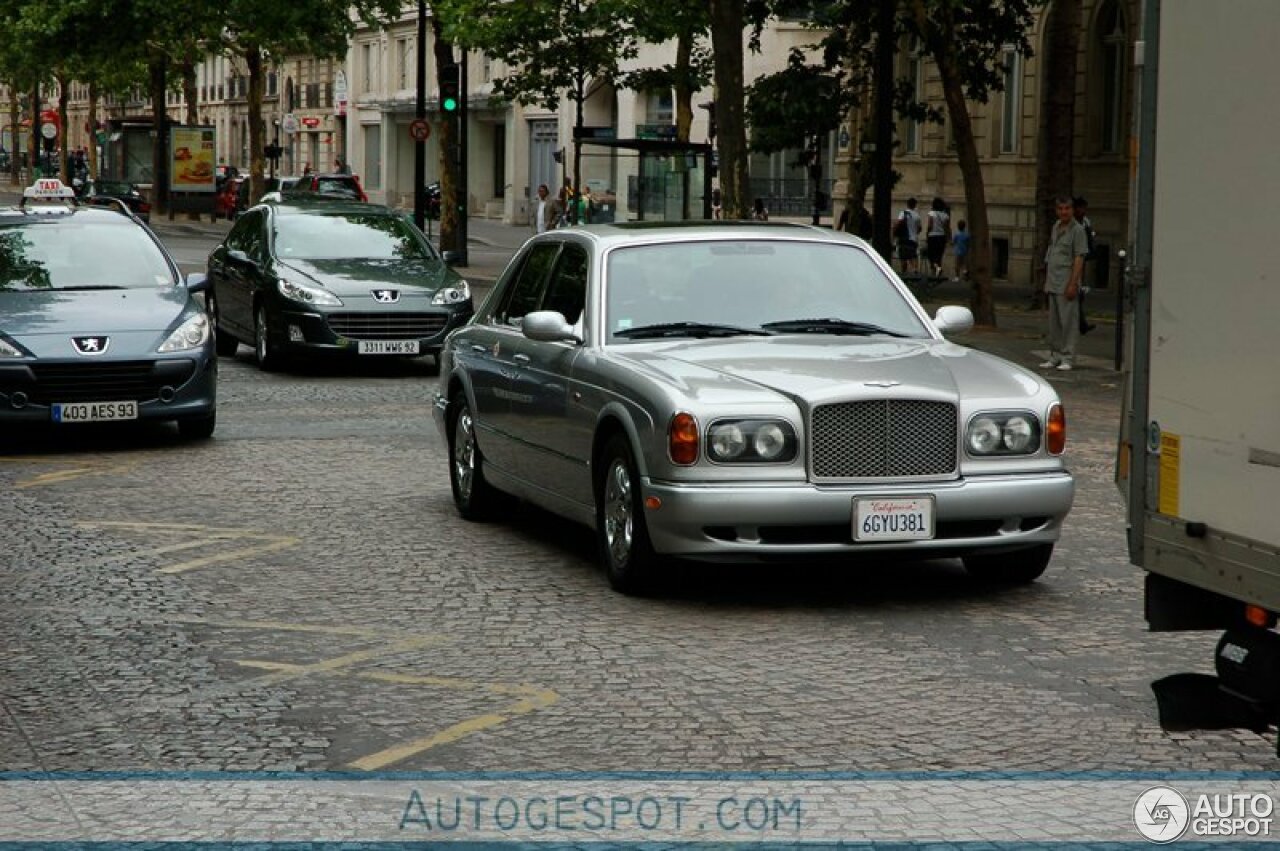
[925,197,951,278]
[951,220,971,281]
[533,183,556,234]
[1073,196,1098,336]
[1041,196,1089,371]
[711,187,722,220]
[894,197,922,277]
[752,198,769,221]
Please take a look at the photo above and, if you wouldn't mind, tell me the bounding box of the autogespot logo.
[1134,786,1190,843]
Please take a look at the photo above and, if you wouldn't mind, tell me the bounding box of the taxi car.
[0,180,217,438]
[433,222,1074,594]
[206,199,472,370]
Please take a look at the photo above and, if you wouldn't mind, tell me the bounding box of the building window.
[900,39,924,154]
[1000,47,1021,154]
[267,71,278,98]
[482,55,492,84]
[645,90,673,126]
[363,43,375,94]
[363,123,381,188]
[396,38,410,90]
[1099,0,1127,153]
[493,122,506,197]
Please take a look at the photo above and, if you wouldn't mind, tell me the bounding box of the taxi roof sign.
[23,179,76,200]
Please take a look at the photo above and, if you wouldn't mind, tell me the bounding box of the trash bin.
[1094,242,1110,289]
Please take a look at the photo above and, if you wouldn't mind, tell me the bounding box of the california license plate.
[52,401,138,423]
[357,340,420,355]
[853,496,935,542]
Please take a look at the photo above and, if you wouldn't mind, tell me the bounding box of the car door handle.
[512,353,531,365]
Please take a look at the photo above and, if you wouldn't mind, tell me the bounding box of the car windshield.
[93,181,133,195]
[605,239,930,342]
[0,218,176,291]
[272,213,433,261]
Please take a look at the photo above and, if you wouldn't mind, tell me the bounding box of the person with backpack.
[894,197,922,277]
[1073,196,1098,336]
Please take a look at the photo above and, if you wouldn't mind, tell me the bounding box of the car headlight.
[966,412,1041,456]
[158,313,210,353]
[432,279,470,305]
[278,277,342,306]
[0,338,24,358]
[706,419,797,463]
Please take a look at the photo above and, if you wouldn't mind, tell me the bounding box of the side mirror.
[185,272,210,294]
[934,305,974,336]
[522,310,582,344]
[226,249,255,267]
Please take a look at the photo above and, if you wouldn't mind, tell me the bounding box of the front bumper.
[641,472,1074,560]
[0,353,216,425]
[271,304,473,356]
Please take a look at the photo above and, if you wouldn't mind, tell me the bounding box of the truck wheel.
[963,543,1053,585]
[448,395,501,520]
[596,434,663,595]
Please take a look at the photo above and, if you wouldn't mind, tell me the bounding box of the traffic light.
[440,64,460,114]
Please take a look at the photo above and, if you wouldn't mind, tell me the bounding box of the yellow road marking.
[164,614,393,638]
[157,537,300,574]
[0,456,141,489]
[72,520,299,574]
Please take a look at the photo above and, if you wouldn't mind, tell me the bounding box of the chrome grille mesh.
[810,400,957,479]
[326,312,448,340]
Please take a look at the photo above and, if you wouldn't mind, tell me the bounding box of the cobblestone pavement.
[1,230,1274,777]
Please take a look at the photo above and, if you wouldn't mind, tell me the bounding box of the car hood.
[1,287,191,337]
[278,258,461,297]
[611,336,1045,406]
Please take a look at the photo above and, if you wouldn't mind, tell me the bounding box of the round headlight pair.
[707,420,794,463]
[966,413,1039,455]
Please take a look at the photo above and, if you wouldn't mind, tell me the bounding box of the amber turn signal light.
[1246,605,1272,628]
[1047,403,1066,455]
[668,412,699,465]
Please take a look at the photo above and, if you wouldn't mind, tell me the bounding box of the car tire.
[209,293,240,357]
[254,304,282,372]
[448,395,501,520]
[177,412,217,440]
[963,543,1053,585]
[596,434,663,595]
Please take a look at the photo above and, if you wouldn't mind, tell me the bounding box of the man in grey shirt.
[1041,196,1089,371]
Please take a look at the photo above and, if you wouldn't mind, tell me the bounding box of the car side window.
[225,214,254,253]
[494,242,560,326]
[239,212,266,262]
[540,243,588,325]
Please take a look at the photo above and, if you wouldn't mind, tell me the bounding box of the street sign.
[281,114,299,135]
[334,71,349,117]
[301,117,321,129]
[409,119,431,143]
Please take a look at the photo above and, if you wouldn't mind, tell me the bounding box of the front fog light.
[708,423,746,460]
[1002,416,1035,452]
[158,313,210,352]
[967,417,1002,454]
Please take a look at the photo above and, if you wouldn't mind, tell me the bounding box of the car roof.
[0,205,138,226]
[257,199,396,217]
[549,220,861,247]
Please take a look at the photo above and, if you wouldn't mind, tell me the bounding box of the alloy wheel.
[603,459,633,566]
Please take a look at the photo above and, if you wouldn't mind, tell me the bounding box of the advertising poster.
[170,126,216,192]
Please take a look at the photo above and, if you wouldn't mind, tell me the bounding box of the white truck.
[1121,0,1280,736]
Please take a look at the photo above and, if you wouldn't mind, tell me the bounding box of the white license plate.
[853,496,935,542]
[357,340,420,355]
[51,400,139,423]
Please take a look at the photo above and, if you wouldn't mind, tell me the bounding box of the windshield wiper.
[614,322,775,339]
[52,285,127,291]
[762,318,910,338]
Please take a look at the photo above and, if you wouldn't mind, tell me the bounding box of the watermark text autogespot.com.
[399,790,804,835]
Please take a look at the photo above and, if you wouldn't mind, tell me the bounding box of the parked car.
[433,222,1075,594]
[205,199,472,370]
[82,179,152,222]
[291,173,367,202]
[0,180,217,438]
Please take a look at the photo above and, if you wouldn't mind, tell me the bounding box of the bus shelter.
[573,137,713,222]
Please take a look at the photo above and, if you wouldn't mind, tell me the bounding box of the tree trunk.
[182,55,200,126]
[29,85,39,175]
[149,56,168,216]
[8,92,19,183]
[56,74,70,183]
[432,16,459,253]
[674,31,694,143]
[572,74,584,224]
[246,45,266,205]
[1032,0,1082,307]
[87,80,99,179]
[707,0,748,219]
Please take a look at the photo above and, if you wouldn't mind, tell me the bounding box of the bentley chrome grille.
[809,399,958,479]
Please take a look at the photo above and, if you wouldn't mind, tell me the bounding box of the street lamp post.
[413,0,427,231]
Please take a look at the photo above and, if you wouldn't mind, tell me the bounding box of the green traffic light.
[442,97,458,112]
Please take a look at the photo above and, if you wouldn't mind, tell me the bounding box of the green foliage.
[745,49,846,154]
[435,0,637,111]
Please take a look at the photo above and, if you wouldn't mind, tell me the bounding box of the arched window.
[1098,0,1127,153]
[898,37,924,154]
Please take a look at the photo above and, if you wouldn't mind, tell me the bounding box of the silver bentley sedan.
[432,222,1073,594]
